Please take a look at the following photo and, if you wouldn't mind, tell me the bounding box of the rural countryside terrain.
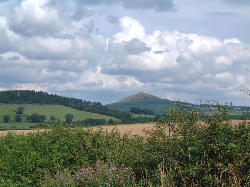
[0,0,250,186]
[0,90,249,186]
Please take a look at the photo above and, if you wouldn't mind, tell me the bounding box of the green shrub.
[42,160,135,186]
[0,105,249,186]
[65,114,73,124]
[3,114,10,123]
[15,114,22,122]
[16,106,25,114]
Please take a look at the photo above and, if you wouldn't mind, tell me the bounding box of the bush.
[65,114,73,124]
[82,118,106,126]
[16,106,24,115]
[50,115,56,122]
[42,160,135,186]
[15,115,22,122]
[3,114,10,123]
[0,105,249,186]
[27,113,46,123]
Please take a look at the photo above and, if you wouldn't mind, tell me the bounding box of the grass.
[0,104,118,123]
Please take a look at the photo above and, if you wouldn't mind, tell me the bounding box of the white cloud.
[113,17,146,43]
[215,72,233,81]
[0,0,249,105]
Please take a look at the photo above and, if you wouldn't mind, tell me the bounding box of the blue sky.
[0,0,249,105]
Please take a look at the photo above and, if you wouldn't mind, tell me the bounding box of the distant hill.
[107,92,250,116]
[119,92,161,103]
[106,92,195,114]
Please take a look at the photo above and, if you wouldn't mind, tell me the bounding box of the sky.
[0,0,250,105]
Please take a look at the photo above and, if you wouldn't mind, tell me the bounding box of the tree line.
[130,107,154,115]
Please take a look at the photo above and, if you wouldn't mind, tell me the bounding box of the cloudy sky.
[0,0,250,105]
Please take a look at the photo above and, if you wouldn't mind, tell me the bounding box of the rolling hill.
[106,92,195,114]
[106,92,250,115]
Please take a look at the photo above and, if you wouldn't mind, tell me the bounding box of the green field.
[0,104,118,123]
[132,113,155,118]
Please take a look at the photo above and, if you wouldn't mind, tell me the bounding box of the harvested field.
[0,120,249,137]
[91,123,156,136]
[0,129,48,137]
[0,123,156,137]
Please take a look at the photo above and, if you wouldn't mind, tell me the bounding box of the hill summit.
[118,92,161,103]
[107,92,179,114]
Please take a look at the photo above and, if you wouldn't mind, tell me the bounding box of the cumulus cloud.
[102,17,250,104]
[8,0,63,36]
[0,0,249,105]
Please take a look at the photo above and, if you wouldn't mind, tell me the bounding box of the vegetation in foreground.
[0,105,249,186]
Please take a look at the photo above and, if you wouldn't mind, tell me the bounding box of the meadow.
[0,105,249,186]
[0,104,118,129]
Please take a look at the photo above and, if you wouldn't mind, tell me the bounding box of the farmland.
[0,91,249,186]
[0,104,119,129]
[0,123,156,137]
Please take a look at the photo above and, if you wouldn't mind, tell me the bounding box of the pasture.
[0,104,118,123]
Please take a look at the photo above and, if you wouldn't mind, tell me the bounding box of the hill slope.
[119,92,161,103]
[107,92,250,116]
[0,104,117,123]
[106,92,195,114]
[0,90,132,122]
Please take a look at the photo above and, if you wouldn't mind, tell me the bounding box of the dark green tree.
[3,115,10,123]
[50,115,56,122]
[27,113,46,122]
[15,115,22,122]
[16,106,24,114]
[108,119,115,125]
[65,114,73,124]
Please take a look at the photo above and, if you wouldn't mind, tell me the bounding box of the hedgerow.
[0,105,249,186]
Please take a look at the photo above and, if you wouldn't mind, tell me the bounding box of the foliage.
[42,160,136,186]
[82,118,106,126]
[3,115,10,123]
[0,105,249,186]
[27,113,47,123]
[65,114,73,124]
[16,106,24,115]
[50,115,56,122]
[15,115,22,122]
[130,107,154,115]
